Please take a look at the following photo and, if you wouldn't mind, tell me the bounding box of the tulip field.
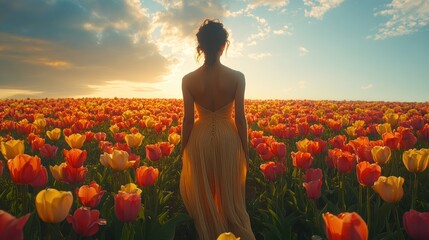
[1,98,429,240]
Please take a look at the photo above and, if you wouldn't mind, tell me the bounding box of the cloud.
[361,84,373,90]
[298,46,310,56]
[273,24,293,35]
[298,80,307,88]
[248,0,289,10]
[303,0,344,19]
[371,0,429,40]
[0,89,43,99]
[248,52,272,60]
[0,0,169,98]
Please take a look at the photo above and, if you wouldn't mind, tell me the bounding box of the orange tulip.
[296,138,311,152]
[329,135,347,149]
[270,142,287,158]
[66,207,106,237]
[136,166,159,187]
[7,154,48,188]
[335,151,357,174]
[0,210,31,240]
[291,151,313,170]
[382,132,401,151]
[356,161,381,187]
[373,176,404,203]
[323,212,368,240]
[63,148,87,168]
[217,232,240,240]
[76,181,106,208]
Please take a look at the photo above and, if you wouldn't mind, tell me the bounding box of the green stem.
[359,185,363,214]
[366,187,371,233]
[340,173,346,211]
[393,204,404,240]
[412,173,418,209]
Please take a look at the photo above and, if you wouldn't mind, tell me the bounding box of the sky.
[0,0,428,102]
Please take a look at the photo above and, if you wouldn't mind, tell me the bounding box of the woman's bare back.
[183,64,244,112]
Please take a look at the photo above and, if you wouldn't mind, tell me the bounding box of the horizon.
[1,0,428,102]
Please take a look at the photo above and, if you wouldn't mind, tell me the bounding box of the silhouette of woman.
[180,19,256,240]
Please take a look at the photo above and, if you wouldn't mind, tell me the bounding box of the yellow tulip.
[371,146,391,165]
[109,124,120,134]
[383,113,399,126]
[33,118,46,130]
[49,163,66,181]
[124,133,144,148]
[376,123,392,136]
[34,113,45,119]
[35,188,73,223]
[345,126,357,137]
[144,117,156,128]
[217,232,240,240]
[403,149,429,173]
[353,120,365,128]
[120,183,142,195]
[296,138,311,152]
[1,139,25,160]
[65,133,86,149]
[99,150,132,171]
[46,128,62,141]
[122,110,133,120]
[168,133,181,145]
[373,176,404,203]
[340,115,349,127]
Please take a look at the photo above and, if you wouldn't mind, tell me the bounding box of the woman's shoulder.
[222,65,245,79]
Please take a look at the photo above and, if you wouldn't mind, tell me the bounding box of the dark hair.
[196,19,229,66]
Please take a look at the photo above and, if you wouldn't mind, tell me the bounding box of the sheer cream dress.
[180,101,256,240]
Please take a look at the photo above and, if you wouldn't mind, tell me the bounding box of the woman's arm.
[234,73,249,164]
[181,76,194,155]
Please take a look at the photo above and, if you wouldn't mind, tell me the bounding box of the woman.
[180,19,256,240]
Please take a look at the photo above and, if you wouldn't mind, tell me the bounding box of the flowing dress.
[180,101,256,240]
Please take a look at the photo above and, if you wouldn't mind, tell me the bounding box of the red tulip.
[76,181,106,208]
[291,151,313,170]
[157,142,175,156]
[403,210,429,240]
[417,124,429,141]
[39,144,58,159]
[310,124,324,137]
[84,131,94,142]
[298,122,310,136]
[114,132,126,143]
[114,191,141,222]
[355,145,374,163]
[335,151,357,174]
[0,210,31,240]
[270,142,287,158]
[63,149,87,168]
[323,212,368,240]
[260,161,278,181]
[356,161,381,187]
[304,168,323,182]
[62,165,87,184]
[329,135,347,149]
[145,144,162,162]
[136,166,159,187]
[303,179,322,199]
[154,122,166,133]
[66,207,106,237]
[94,132,107,142]
[31,166,48,188]
[397,127,417,150]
